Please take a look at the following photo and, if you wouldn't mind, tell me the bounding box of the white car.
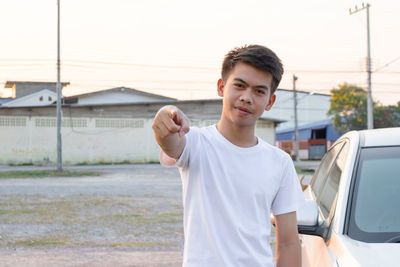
[297,127,400,267]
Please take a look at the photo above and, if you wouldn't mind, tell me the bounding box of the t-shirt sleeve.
[271,154,306,216]
[159,127,195,169]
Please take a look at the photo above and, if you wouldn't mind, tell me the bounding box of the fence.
[0,115,275,165]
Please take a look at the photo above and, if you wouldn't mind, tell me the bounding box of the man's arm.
[152,105,190,160]
[274,211,301,267]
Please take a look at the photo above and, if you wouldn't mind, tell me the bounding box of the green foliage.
[374,102,400,128]
[328,83,368,134]
[328,83,400,134]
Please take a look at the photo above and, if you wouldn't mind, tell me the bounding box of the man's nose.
[239,88,252,104]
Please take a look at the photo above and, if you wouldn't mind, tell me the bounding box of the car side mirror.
[300,175,312,191]
[297,199,327,238]
[271,199,319,227]
[297,199,318,226]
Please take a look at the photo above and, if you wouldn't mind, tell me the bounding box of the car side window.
[311,142,344,200]
[319,142,349,218]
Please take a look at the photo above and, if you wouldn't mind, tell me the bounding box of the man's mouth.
[236,107,252,115]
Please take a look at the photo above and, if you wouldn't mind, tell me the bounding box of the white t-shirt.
[160,125,305,267]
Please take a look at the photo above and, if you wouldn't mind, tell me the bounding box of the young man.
[152,45,305,267]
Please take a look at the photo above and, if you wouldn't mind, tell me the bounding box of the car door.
[301,140,349,267]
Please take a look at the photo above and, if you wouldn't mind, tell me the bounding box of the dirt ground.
[0,164,185,266]
[0,164,295,266]
[0,248,182,267]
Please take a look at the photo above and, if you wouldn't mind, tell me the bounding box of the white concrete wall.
[255,120,275,145]
[298,149,309,160]
[0,117,36,163]
[0,116,160,165]
[0,116,276,165]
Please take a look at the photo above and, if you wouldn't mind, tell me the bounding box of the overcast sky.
[0,0,399,105]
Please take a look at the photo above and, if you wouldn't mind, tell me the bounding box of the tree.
[374,102,400,128]
[328,84,400,134]
[328,83,367,135]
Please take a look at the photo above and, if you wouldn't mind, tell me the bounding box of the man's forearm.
[156,133,185,160]
[276,241,301,267]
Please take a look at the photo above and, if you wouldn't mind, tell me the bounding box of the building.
[0,81,70,107]
[0,81,331,164]
[268,89,331,131]
[1,89,57,107]
[1,82,332,132]
[276,119,340,160]
[63,87,176,105]
[0,99,282,165]
[4,81,70,98]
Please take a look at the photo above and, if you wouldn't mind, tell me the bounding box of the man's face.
[217,62,276,127]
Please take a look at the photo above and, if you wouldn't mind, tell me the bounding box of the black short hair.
[221,45,284,94]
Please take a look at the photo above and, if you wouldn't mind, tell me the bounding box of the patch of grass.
[0,195,182,227]
[75,161,90,166]
[100,210,183,225]
[6,236,69,247]
[111,160,134,165]
[0,170,102,178]
[0,209,34,216]
[75,160,160,166]
[8,162,35,167]
[75,160,133,166]
[156,212,183,223]
[3,237,173,249]
[0,194,184,249]
[295,166,315,175]
[105,241,172,248]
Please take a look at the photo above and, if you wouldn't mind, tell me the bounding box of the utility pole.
[56,0,63,171]
[349,2,374,129]
[293,74,299,161]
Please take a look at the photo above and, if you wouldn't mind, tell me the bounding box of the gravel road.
[0,164,285,266]
[0,249,182,267]
[0,164,184,266]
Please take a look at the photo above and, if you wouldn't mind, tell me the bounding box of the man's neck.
[216,118,257,148]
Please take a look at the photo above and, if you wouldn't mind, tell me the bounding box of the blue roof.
[276,119,340,141]
[0,98,13,105]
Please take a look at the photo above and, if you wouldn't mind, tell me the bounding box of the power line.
[374,56,400,72]
[2,58,400,75]
[0,59,218,70]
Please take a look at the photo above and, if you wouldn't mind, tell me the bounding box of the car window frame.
[323,141,350,241]
[319,141,349,219]
[309,139,349,241]
[310,141,345,204]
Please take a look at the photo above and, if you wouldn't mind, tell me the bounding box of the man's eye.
[257,89,265,95]
[234,83,244,88]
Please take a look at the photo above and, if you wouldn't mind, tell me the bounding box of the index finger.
[169,108,184,126]
[178,116,190,137]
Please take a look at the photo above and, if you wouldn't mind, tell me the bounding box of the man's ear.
[217,78,224,97]
[265,94,276,111]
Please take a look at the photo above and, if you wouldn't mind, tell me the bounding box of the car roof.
[358,127,400,147]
